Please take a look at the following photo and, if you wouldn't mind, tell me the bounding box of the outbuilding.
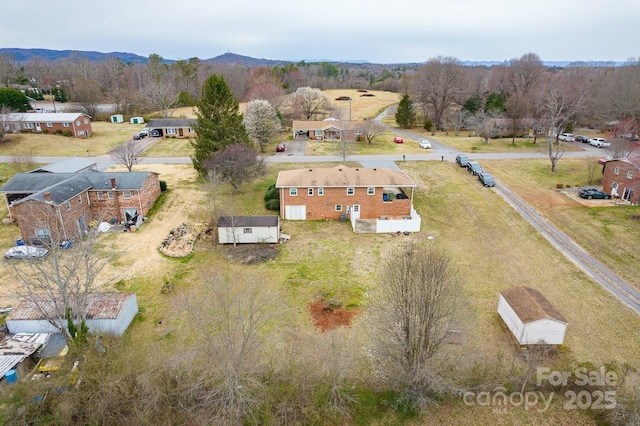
[110,114,124,123]
[217,215,280,244]
[6,293,139,337]
[130,116,144,124]
[497,286,568,345]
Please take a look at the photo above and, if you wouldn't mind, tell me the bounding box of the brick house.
[1,170,161,245]
[146,118,196,138]
[1,112,93,138]
[601,154,640,204]
[292,120,366,141]
[275,165,420,233]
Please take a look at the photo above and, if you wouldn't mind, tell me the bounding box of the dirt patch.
[308,300,359,332]
[222,244,280,264]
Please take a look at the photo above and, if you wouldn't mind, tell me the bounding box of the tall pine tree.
[191,75,250,177]
[395,94,415,129]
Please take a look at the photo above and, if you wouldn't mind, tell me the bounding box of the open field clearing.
[0,122,144,156]
[484,158,640,290]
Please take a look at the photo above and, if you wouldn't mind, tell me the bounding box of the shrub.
[424,119,433,131]
[159,180,168,192]
[264,183,279,211]
[265,199,280,211]
[63,130,73,137]
[556,183,564,189]
[55,129,63,136]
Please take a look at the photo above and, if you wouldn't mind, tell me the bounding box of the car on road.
[578,188,611,199]
[455,154,469,167]
[4,246,49,260]
[575,135,589,143]
[276,143,286,152]
[394,136,404,143]
[589,137,610,148]
[478,172,496,187]
[419,140,432,149]
[558,133,575,142]
[466,161,483,175]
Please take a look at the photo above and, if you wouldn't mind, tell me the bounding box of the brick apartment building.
[1,168,161,245]
[601,154,640,204]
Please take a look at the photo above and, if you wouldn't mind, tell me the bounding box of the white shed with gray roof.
[217,215,280,244]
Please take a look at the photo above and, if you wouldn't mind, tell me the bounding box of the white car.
[558,133,575,142]
[419,140,432,149]
[4,246,49,260]
[589,137,610,148]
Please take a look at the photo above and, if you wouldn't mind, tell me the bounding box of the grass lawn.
[143,136,194,157]
[0,121,144,156]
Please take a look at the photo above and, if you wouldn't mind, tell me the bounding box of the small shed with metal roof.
[6,293,139,337]
[497,286,568,345]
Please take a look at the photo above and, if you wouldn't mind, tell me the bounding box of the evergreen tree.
[191,74,250,177]
[395,94,416,129]
[0,88,29,112]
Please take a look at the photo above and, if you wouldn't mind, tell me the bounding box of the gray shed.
[6,293,139,337]
[218,215,280,244]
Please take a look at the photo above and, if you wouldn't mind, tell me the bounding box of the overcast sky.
[1,0,637,63]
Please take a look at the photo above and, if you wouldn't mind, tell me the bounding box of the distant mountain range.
[0,48,628,67]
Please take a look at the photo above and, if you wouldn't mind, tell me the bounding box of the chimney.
[110,177,117,189]
[43,191,51,202]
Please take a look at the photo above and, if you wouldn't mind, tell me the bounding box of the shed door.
[285,205,306,220]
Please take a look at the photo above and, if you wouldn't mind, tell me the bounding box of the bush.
[63,130,73,137]
[264,183,279,211]
[55,129,63,136]
[159,180,168,192]
[265,199,280,211]
[424,119,433,131]
[556,183,564,189]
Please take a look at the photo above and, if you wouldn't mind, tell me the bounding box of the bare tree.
[363,120,383,144]
[335,134,357,165]
[505,92,529,143]
[289,87,330,119]
[0,104,17,142]
[445,107,471,136]
[203,143,265,193]
[585,157,600,186]
[11,229,111,341]
[411,56,468,129]
[608,137,636,159]
[173,271,276,423]
[539,70,590,172]
[365,239,463,410]
[70,78,103,118]
[471,112,499,144]
[243,99,282,152]
[110,138,144,171]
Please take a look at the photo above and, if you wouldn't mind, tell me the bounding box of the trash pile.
[158,223,203,258]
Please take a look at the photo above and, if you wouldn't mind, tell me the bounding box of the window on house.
[614,167,620,175]
[188,127,194,133]
[35,228,51,238]
[627,171,633,179]
[123,191,132,199]
[97,192,104,200]
[314,130,323,139]
[46,122,53,127]
[346,187,355,195]
[243,228,252,234]
[84,119,89,124]
[290,188,298,196]
[77,195,82,204]
[76,120,80,126]
[167,128,177,135]
[318,187,324,196]
[335,205,342,211]
[308,188,314,196]
[354,130,362,135]
[65,201,71,211]
[108,191,114,199]
[63,122,69,127]
[24,123,34,129]
[367,187,375,195]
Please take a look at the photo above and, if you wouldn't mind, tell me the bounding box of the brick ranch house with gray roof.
[275,165,421,233]
[1,112,93,138]
[1,169,161,245]
[146,118,197,138]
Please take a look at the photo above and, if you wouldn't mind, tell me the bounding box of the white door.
[351,204,360,219]
[35,122,41,132]
[285,205,306,220]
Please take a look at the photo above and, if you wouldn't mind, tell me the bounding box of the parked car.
[466,161,483,175]
[558,133,575,142]
[276,143,286,152]
[139,129,149,138]
[575,135,589,143]
[150,129,162,137]
[589,137,610,148]
[455,154,469,167]
[394,136,404,143]
[419,140,432,149]
[478,172,496,187]
[578,188,611,199]
[4,246,49,260]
